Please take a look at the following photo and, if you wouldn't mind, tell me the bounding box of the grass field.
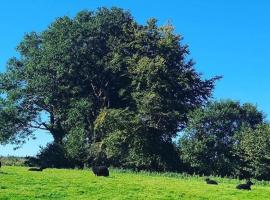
[1,166,270,200]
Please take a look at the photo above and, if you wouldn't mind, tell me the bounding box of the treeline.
[0,7,269,180]
[0,156,27,166]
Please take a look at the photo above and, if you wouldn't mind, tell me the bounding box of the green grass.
[1,166,270,199]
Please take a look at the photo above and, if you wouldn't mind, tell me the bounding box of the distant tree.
[234,124,270,180]
[0,7,219,170]
[179,100,264,176]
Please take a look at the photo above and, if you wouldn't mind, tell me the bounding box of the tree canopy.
[0,7,219,170]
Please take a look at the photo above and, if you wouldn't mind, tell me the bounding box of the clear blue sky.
[1,0,270,156]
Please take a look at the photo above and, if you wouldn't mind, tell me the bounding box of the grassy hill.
[0,166,270,200]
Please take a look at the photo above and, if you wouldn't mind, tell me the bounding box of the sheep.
[205,178,218,185]
[92,166,109,177]
[28,166,45,172]
[236,180,254,190]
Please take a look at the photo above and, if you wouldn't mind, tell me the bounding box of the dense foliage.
[0,8,218,171]
[179,100,265,177]
[234,124,270,180]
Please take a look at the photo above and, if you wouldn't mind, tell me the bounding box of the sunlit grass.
[0,166,270,199]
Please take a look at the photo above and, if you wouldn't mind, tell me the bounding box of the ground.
[0,166,270,200]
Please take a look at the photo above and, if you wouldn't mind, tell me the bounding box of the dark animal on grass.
[28,167,45,171]
[205,178,218,185]
[92,166,109,177]
[0,161,1,168]
[236,180,254,190]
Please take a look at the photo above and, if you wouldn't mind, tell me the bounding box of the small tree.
[179,100,264,176]
[234,124,270,180]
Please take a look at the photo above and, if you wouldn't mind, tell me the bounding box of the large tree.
[179,100,264,176]
[0,8,219,169]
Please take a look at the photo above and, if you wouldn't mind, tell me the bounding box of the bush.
[31,143,75,168]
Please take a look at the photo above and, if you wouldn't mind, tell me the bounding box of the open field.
[0,166,270,200]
